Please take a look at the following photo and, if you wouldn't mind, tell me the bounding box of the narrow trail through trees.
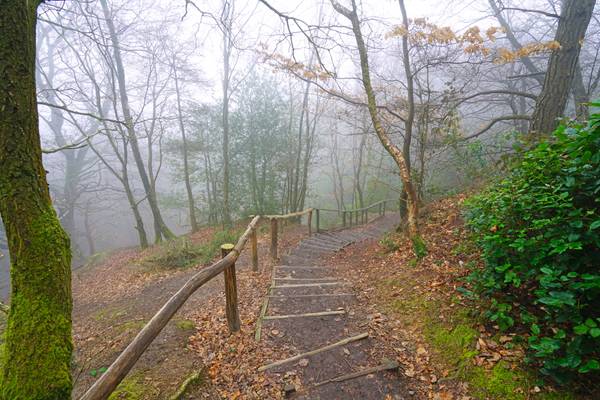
[256,215,412,399]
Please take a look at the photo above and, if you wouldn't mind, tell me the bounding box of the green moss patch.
[116,320,147,333]
[108,373,155,400]
[378,268,577,399]
[174,319,195,331]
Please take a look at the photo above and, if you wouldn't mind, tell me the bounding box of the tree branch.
[457,90,537,106]
[38,102,126,126]
[465,114,531,140]
[499,6,559,19]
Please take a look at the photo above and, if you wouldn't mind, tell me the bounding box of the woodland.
[0,0,599,399]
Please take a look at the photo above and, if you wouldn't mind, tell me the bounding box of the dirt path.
[72,224,307,399]
[255,215,424,399]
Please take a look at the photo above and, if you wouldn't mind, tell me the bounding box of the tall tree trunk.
[330,0,421,244]
[99,0,175,240]
[221,0,234,227]
[398,0,415,223]
[173,64,199,232]
[0,1,73,398]
[530,0,595,137]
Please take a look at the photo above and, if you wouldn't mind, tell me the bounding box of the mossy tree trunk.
[0,1,73,399]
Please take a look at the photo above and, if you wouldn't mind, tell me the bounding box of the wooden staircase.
[256,215,406,399]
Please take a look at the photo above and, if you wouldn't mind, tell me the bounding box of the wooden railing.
[314,199,393,231]
[80,200,390,399]
[80,209,313,400]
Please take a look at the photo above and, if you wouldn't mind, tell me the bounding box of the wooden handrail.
[79,201,376,399]
[317,199,393,214]
[259,207,313,219]
[81,216,263,400]
[314,199,394,231]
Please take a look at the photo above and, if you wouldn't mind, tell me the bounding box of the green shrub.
[143,237,203,269]
[196,229,241,264]
[464,111,600,383]
[379,232,400,253]
[142,229,241,270]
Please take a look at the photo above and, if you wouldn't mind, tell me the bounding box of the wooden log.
[274,282,341,288]
[268,293,355,299]
[270,218,278,261]
[257,332,369,372]
[169,370,203,400]
[254,291,270,342]
[262,310,345,320]
[251,228,258,272]
[274,277,337,282]
[262,208,312,220]
[80,216,261,400]
[307,209,312,236]
[221,243,240,333]
[314,360,399,387]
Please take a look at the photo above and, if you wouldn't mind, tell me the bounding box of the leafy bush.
[464,112,600,382]
[196,229,241,264]
[143,237,203,269]
[379,232,400,253]
[141,229,241,270]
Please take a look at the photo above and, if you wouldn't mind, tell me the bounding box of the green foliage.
[174,319,195,331]
[411,235,427,259]
[196,229,241,265]
[465,112,600,382]
[379,232,400,253]
[108,374,149,400]
[142,238,204,270]
[141,229,241,270]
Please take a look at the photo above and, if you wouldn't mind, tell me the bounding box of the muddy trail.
[255,214,421,399]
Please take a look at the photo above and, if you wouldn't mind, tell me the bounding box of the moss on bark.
[0,1,73,398]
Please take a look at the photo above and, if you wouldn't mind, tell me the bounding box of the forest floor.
[71,221,308,399]
[4,195,593,399]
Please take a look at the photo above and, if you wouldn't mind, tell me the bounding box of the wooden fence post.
[221,244,240,333]
[355,210,359,225]
[308,209,313,236]
[270,218,278,261]
[342,211,346,228]
[316,209,320,233]
[251,228,258,272]
[383,201,386,216]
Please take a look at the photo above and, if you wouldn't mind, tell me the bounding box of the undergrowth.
[465,111,600,383]
[380,275,576,399]
[140,229,242,270]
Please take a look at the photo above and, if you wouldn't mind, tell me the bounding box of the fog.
[1,0,599,301]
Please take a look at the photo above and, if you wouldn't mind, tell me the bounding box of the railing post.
[383,201,386,216]
[355,210,359,225]
[270,218,278,261]
[308,209,313,237]
[221,244,240,333]
[316,209,320,233]
[342,211,346,228]
[251,228,258,272]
